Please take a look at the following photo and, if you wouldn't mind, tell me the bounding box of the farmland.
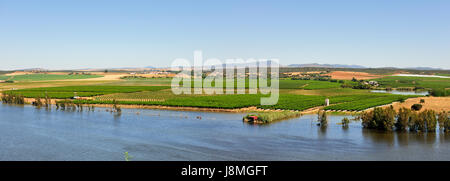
[0,74,102,82]
[1,69,449,113]
[371,76,450,90]
[87,91,414,111]
[324,94,417,111]
[8,86,170,99]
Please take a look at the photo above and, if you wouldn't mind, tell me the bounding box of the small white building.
[325,98,330,106]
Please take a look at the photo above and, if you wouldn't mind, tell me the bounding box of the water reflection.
[362,129,440,148]
[317,126,327,139]
[362,129,395,146]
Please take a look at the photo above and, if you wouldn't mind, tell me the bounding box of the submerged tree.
[33,96,43,107]
[44,91,51,108]
[361,106,396,131]
[408,112,420,132]
[361,109,375,129]
[341,117,350,128]
[1,92,25,105]
[420,110,437,132]
[396,107,411,131]
[317,110,327,127]
[112,99,122,113]
[438,111,448,131]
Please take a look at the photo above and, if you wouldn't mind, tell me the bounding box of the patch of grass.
[302,81,342,90]
[244,111,302,123]
[279,79,342,89]
[0,75,9,80]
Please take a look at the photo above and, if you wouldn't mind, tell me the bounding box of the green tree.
[317,110,328,127]
[409,112,419,132]
[411,104,422,111]
[396,107,411,131]
[361,110,375,129]
[419,110,437,132]
[341,117,350,127]
[437,111,448,131]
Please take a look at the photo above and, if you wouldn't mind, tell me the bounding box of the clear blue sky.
[1,0,449,70]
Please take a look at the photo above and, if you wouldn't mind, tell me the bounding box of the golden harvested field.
[326,71,386,80]
[382,97,450,112]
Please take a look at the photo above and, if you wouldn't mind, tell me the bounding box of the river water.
[370,90,429,96]
[1,104,449,161]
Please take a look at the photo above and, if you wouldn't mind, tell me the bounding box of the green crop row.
[324,95,417,111]
[80,93,394,111]
[6,86,171,98]
[372,76,450,90]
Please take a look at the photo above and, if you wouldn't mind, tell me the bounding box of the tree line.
[360,106,449,132]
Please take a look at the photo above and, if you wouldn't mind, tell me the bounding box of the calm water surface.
[1,104,449,161]
[370,90,429,95]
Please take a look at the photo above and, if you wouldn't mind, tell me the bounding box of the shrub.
[430,88,446,97]
[380,106,396,131]
[396,107,411,131]
[360,106,396,131]
[419,110,437,132]
[420,99,425,103]
[317,110,328,127]
[361,109,375,129]
[437,111,448,131]
[411,104,422,111]
[32,96,43,107]
[340,84,353,88]
[1,92,25,104]
[353,83,371,89]
[244,112,302,124]
[409,112,420,132]
[341,117,350,127]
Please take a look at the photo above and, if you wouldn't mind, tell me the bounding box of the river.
[1,104,449,161]
[370,89,429,95]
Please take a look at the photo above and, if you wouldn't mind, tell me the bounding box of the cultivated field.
[325,71,386,80]
[1,69,449,113]
[0,73,102,82]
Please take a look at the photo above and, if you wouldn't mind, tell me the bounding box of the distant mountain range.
[3,64,446,71]
[287,63,445,70]
[287,63,366,69]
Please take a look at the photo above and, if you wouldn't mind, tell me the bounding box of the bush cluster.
[361,106,449,132]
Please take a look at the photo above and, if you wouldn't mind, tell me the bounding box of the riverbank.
[3,94,321,114]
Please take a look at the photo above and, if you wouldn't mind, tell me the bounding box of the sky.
[0,0,449,70]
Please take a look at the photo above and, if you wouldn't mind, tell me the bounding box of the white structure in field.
[325,98,329,106]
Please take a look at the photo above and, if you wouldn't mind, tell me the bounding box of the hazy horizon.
[1,0,449,70]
